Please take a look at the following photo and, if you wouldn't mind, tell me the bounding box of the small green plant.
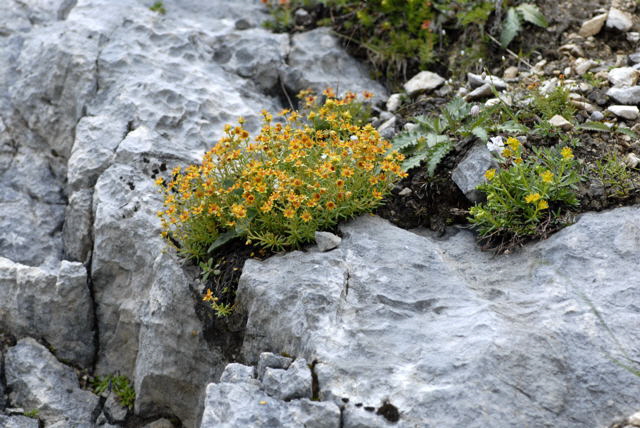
[149,1,166,14]
[532,84,576,121]
[469,138,581,245]
[500,3,548,48]
[591,152,635,199]
[24,409,39,419]
[93,375,136,410]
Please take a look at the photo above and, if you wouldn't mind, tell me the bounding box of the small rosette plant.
[469,136,581,243]
[158,90,406,261]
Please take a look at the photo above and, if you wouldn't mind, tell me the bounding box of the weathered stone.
[315,232,342,252]
[200,380,340,428]
[467,73,507,89]
[285,28,387,101]
[219,363,257,384]
[624,153,640,168]
[62,188,94,263]
[607,86,640,104]
[608,105,639,120]
[629,411,640,425]
[262,358,312,401]
[257,352,294,381]
[386,94,402,112]
[0,415,39,428]
[608,67,639,87]
[630,52,640,64]
[548,114,573,130]
[5,338,100,426]
[579,13,608,37]
[142,419,175,428]
[606,8,634,32]
[0,258,95,367]
[376,116,397,140]
[590,111,605,121]
[238,210,640,427]
[451,143,498,203]
[574,58,596,75]
[403,71,445,96]
[503,66,519,79]
[103,393,128,423]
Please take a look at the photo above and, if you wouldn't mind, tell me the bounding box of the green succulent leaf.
[501,7,521,48]
[516,4,548,28]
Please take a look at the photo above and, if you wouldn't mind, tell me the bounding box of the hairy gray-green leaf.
[472,126,489,142]
[501,7,521,48]
[516,3,548,28]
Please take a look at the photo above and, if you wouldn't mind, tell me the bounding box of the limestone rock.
[467,73,507,90]
[503,66,519,79]
[5,338,100,426]
[285,28,387,101]
[386,94,402,112]
[607,105,640,120]
[579,13,608,37]
[219,363,257,384]
[608,67,639,87]
[0,415,39,428]
[548,114,573,130]
[574,58,596,75]
[451,143,498,203]
[464,83,493,101]
[403,71,445,96]
[606,8,634,32]
[262,358,312,401]
[237,210,640,427]
[257,352,293,381]
[607,86,640,104]
[0,258,95,367]
[315,231,342,252]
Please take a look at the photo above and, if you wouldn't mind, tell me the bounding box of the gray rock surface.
[257,352,294,381]
[0,415,39,428]
[0,258,95,367]
[403,71,445,96]
[285,27,387,101]
[608,105,640,120]
[315,232,343,252]
[451,143,497,203]
[262,358,313,401]
[607,86,640,104]
[608,67,639,87]
[219,363,258,384]
[579,13,608,37]
[5,338,100,426]
[238,211,640,427]
[200,379,340,428]
[606,8,634,32]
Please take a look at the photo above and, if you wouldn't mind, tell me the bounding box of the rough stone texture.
[0,258,95,367]
[285,28,387,101]
[262,358,313,401]
[0,415,39,428]
[403,71,445,96]
[579,13,608,37]
[238,211,640,427]
[315,231,342,252]
[219,363,257,384]
[451,143,497,203]
[608,67,639,87]
[200,380,341,428]
[464,83,493,101]
[5,338,101,426]
[606,8,634,32]
[257,352,294,381]
[548,114,573,129]
[607,86,640,104]
[608,105,640,120]
[467,73,507,90]
[386,94,402,112]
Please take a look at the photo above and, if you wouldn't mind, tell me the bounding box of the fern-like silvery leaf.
[402,151,429,171]
[472,126,489,142]
[501,7,521,48]
[516,3,548,28]
[576,121,611,132]
[427,133,450,147]
[496,120,528,133]
[426,142,454,176]
[392,130,421,152]
[444,97,470,122]
[616,127,638,139]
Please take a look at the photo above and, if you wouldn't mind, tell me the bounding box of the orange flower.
[300,211,312,222]
[325,201,336,210]
[283,207,296,218]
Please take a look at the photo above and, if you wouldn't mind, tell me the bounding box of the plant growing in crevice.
[92,375,136,410]
[591,152,636,200]
[469,138,581,248]
[158,89,405,316]
[149,1,166,14]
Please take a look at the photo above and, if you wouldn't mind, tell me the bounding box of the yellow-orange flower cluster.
[158,90,406,258]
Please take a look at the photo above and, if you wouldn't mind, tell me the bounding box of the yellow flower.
[525,193,541,204]
[260,201,273,213]
[203,289,217,302]
[283,207,296,218]
[539,170,554,183]
[560,147,574,160]
[300,211,312,222]
[502,148,513,158]
[155,177,164,186]
[372,190,383,200]
[538,200,549,210]
[484,169,496,180]
[231,204,247,218]
[513,157,523,164]
[325,201,337,210]
[506,137,520,151]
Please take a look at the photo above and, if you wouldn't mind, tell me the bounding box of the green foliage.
[149,1,166,14]
[469,142,581,243]
[500,3,548,48]
[591,152,635,199]
[93,375,136,410]
[24,409,39,419]
[533,84,576,121]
